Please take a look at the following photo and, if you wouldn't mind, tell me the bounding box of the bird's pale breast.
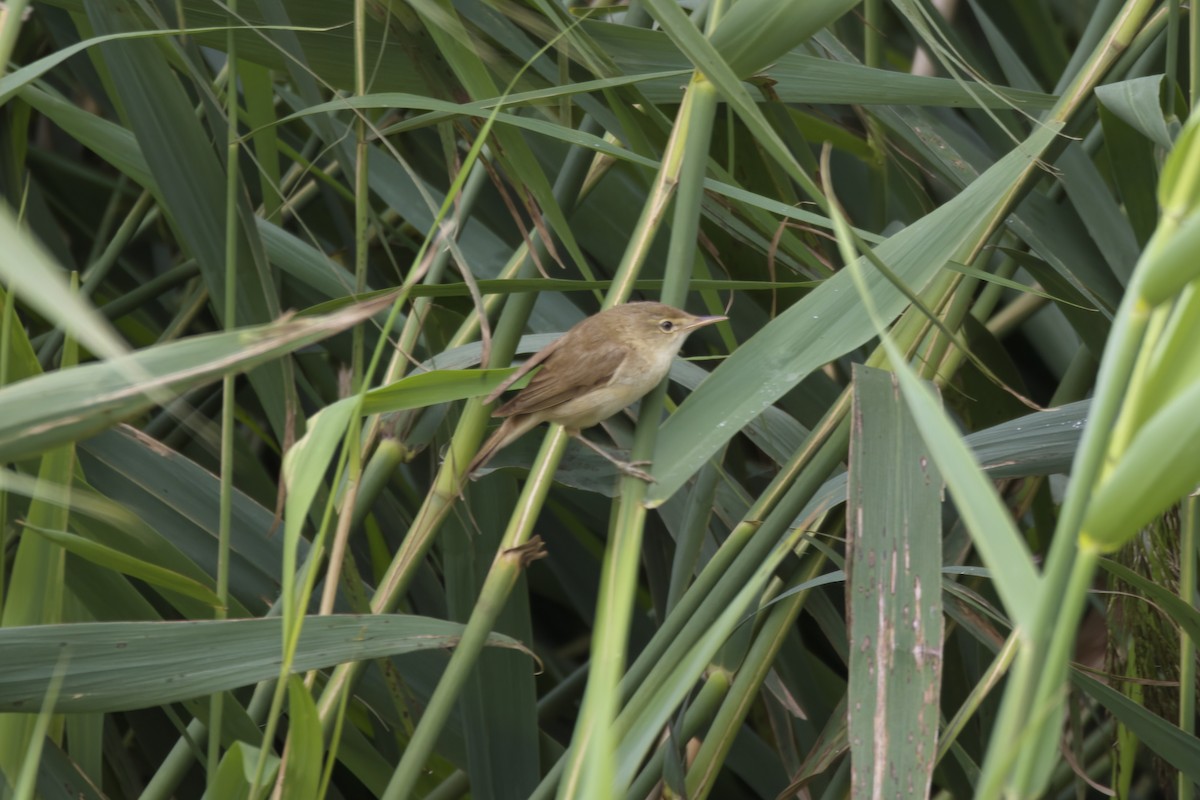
[543,333,680,430]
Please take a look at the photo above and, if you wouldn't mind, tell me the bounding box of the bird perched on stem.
[467,302,725,481]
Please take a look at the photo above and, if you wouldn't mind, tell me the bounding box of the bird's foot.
[614,460,656,483]
[570,432,656,482]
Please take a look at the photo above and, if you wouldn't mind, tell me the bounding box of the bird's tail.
[466,415,536,477]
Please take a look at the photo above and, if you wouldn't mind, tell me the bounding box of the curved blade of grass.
[0,24,331,106]
[361,369,520,415]
[1098,558,1200,644]
[0,205,126,362]
[942,262,1093,308]
[0,468,138,528]
[1072,670,1200,783]
[19,524,222,608]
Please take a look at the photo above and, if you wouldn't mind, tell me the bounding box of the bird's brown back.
[494,314,625,418]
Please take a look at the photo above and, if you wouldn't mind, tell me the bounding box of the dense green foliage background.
[1,0,1198,798]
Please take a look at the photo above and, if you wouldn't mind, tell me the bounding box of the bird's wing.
[493,334,623,418]
[482,336,564,405]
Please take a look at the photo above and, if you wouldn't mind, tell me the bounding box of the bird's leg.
[569,431,655,483]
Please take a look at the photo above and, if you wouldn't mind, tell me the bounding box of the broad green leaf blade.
[0,286,41,385]
[594,25,1055,108]
[847,366,942,800]
[206,741,277,800]
[282,677,323,800]
[0,299,388,463]
[0,615,523,713]
[1056,143,1141,283]
[18,85,154,189]
[1094,76,1174,150]
[0,428,76,777]
[708,0,858,78]
[1,447,75,632]
[258,220,365,301]
[648,121,1063,504]
[444,501,541,799]
[32,738,108,800]
[77,427,290,615]
[280,395,360,620]
[1098,102,1160,246]
[967,400,1088,478]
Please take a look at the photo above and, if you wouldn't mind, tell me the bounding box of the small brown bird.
[468,302,726,481]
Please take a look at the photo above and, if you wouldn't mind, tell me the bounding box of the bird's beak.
[683,314,727,331]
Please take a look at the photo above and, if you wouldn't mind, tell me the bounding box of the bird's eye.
[659,320,675,332]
